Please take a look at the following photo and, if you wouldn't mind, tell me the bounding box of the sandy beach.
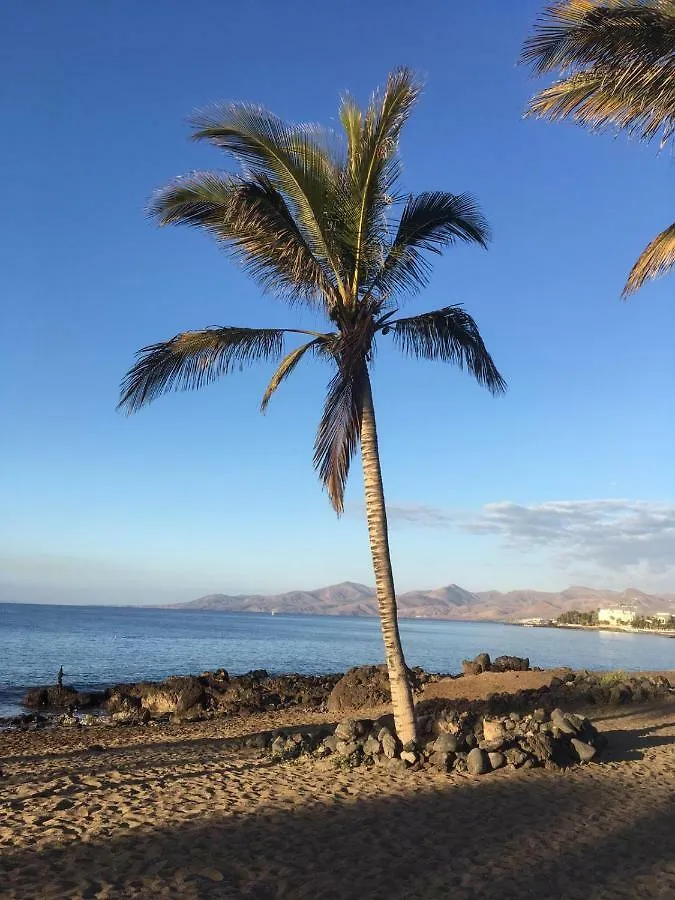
[1,673,674,900]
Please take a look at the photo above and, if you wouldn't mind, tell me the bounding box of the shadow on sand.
[2,703,674,899]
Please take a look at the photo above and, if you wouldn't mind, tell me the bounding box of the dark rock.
[550,708,580,735]
[520,733,554,763]
[429,751,454,771]
[462,652,491,676]
[488,751,505,770]
[482,718,506,743]
[491,655,530,673]
[462,660,482,676]
[322,735,338,753]
[571,739,598,763]
[387,757,408,773]
[479,738,507,753]
[379,728,398,759]
[609,684,632,705]
[106,692,143,716]
[504,748,529,768]
[363,735,381,757]
[433,733,460,753]
[467,747,490,775]
[335,740,360,757]
[22,685,102,710]
[334,719,364,742]
[174,676,207,714]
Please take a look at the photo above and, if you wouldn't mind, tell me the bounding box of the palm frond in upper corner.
[522,1,675,75]
[386,306,506,394]
[119,327,285,413]
[522,1,675,145]
[526,65,675,143]
[623,221,675,296]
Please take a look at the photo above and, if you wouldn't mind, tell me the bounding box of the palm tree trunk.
[360,371,417,745]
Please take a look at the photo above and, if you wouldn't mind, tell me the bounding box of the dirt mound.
[327,666,393,713]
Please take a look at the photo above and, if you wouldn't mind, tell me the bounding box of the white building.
[598,607,637,626]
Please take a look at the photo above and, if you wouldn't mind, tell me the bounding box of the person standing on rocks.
[57,666,64,687]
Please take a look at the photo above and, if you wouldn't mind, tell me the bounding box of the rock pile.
[550,670,672,707]
[462,652,530,676]
[289,707,607,774]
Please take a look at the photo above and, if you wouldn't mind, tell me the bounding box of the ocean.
[1,602,673,718]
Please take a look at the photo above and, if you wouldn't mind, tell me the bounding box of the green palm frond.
[523,1,675,75]
[623,221,675,295]
[119,327,286,413]
[261,337,331,411]
[190,104,348,298]
[149,172,339,307]
[374,192,490,300]
[385,306,506,394]
[523,1,675,145]
[345,68,423,296]
[527,65,675,142]
[313,365,366,514]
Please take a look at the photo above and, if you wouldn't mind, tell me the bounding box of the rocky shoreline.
[6,653,672,739]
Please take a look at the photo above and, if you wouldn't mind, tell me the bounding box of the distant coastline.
[166,580,675,626]
[533,622,675,639]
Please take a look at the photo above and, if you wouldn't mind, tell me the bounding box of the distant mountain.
[169,581,675,622]
[171,582,379,617]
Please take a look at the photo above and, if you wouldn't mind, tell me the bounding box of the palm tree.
[522,1,675,296]
[119,69,505,745]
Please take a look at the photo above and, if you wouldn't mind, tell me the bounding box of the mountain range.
[169,582,675,623]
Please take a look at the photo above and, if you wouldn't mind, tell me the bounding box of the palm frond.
[526,64,675,142]
[623,221,675,295]
[522,1,675,75]
[523,1,675,144]
[119,327,285,413]
[346,68,423,295]
[261,337,325,411]
[313,365,366,514]
[386,306,506,394]
[374,192,490,299]
[190,104,348,297]
[149,172,339,307]
[339,94,363,179]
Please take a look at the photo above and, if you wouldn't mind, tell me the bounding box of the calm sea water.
[1,603,673,718]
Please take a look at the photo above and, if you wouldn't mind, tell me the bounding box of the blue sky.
[2,1,674,604]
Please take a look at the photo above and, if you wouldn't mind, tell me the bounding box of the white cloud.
[387,499,675,577]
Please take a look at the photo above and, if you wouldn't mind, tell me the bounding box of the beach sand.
[1,673,674,899]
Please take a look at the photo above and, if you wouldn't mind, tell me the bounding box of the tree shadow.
[2,763,674,899]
